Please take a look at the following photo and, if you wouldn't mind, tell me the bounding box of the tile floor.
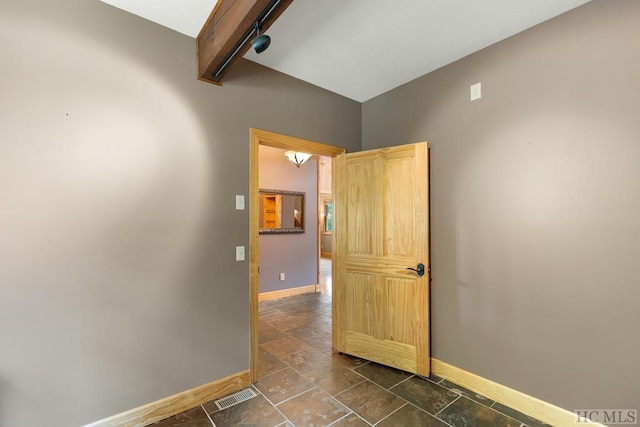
[152,259,549,427]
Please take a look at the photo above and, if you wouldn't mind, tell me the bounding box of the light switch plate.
[235,195,245,210]
[236,246,245,261]
[470,82,482,101]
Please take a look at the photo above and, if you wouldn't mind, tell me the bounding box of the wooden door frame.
[249,128,344,382]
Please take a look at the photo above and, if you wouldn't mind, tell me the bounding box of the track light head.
[251,22,271,54]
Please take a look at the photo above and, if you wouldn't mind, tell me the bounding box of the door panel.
[346,161,375,255]
[345,272,381,337]
[334,142,430,376]
[384,156,415,258]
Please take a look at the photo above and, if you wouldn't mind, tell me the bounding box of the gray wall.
[362,0,639,410]
[259,146,318,293]
[0,0,361,425]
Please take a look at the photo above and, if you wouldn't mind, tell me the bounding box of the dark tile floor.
[152,259,549,427]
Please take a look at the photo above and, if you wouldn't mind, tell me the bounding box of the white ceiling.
[100,0,591,102]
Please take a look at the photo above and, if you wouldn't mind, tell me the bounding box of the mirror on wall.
[259,189,305,234]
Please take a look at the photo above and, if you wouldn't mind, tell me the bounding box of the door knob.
[406,263,425,277]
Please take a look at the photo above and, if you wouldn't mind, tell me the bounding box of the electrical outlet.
[279,273,285,281]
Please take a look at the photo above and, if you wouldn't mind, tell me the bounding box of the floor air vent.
[214,388,257,410]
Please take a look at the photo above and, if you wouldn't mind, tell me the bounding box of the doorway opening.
[249,128,344,382]
[318,155,333,297]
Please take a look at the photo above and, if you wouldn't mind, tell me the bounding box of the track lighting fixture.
[251,21,271,54]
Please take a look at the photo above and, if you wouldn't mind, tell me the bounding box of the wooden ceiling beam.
[196,0,293,85]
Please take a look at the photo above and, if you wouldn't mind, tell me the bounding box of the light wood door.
[334,142,430,376]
